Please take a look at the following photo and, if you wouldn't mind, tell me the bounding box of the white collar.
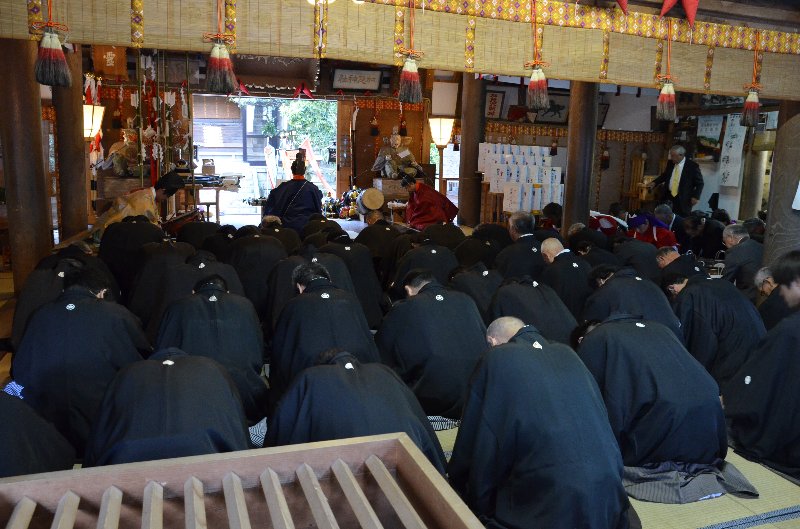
[556,248,571,257]
[517,233,534,239]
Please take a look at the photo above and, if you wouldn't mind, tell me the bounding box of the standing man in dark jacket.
[652,145,704,217]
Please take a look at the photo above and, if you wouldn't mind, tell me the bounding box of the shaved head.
[487,317,526,346]
[541,238,565,263]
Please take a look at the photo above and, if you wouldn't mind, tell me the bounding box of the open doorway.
[192,95,338,226]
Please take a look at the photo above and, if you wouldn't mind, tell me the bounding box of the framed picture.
[535,94,569,124]
[332,69,382,91]
[598,103,610,128]
[485,91,505,119]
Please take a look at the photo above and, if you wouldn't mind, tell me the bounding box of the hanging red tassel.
[616,0,628,14]
[527,66,549,111]
[31,0,71,87]
[206,39,236,94]
[399,57,422,104]
[657,81,676,122]
[661,0,699,28]
[740,90,760,128]
[741,32,763,128]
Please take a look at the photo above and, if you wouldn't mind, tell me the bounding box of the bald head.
[541,238,565,264]
[486,317,526,347]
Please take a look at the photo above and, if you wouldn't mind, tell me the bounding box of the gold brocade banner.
[381,0,800,55]
[704,47,714,91]
[485,121,666,143]
[465,15,476,72]
[131,0,144,48]
[225,0,237,51]
[393,0,405,67]
[356,98,424,112]
[600,30,610,80]
[27,0,43,39]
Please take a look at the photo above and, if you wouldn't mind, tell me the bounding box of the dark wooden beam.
[457,73,484,227]
[563,82,599,233]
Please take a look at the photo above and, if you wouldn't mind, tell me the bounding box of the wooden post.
[562,82,598,234]
[764,100,800,265]
[0,39,54,292]
[738,147,768,221]
[457,72,483,227]
[52,45,88,239]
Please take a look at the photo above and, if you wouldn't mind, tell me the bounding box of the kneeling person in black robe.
[85,349,250,466]
[376,270,487,419]
[489,277,576,344]
[574,316,756,503]
[155,275,268,423]
[449,317,630,529]
[268,350,445,472]
[726,251,800,480]
[270,262,379,408]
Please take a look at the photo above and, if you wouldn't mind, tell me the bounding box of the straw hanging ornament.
[203,0,237,95]
[740,32,762,128]
[31,0,72,87]
[656,21,677,122]
[525,0,550,111]
[398,0,424,104]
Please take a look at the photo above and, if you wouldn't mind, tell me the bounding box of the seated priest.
[375,269,486,419]
[725,250,800,480]
[84,350,250,466]
[155,275,268,424]
[448,317,631,529]
[399,170,458,231]
[267,350,446,472]
[540,238,593,319]
[627,212,679,249]
[262,158,323,234]
[573,316,757,503]
[269,262,379,409]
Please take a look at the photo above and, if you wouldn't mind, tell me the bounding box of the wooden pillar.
[0,39,53,291]
[764,100,800,266]
[52,45,88,239]
[457,72,484,227]
[738,147,768,221]
[562,81,598,233]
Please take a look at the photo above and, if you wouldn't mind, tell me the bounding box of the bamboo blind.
[542,27,604,84]
[411,10,469,72]
[761,52,800,100]
[668,41,710,93]
[142,0,207,52]
[326,1,395,65]
[710,47,756,97]
[607,32,659,88]
[473,17,530,76]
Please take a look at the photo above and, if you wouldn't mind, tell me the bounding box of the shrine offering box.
[0,433,482,529]
[373,178,409,201]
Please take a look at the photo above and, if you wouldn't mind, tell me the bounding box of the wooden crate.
[373,178,409,201]
[0,433,482,529]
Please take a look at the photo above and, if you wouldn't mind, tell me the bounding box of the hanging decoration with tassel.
[740,31,762,128]
[525,0,550,111]
[398,0,423,104]
[203,0,237,95]
[31,0,71,87]
[656,21,677,122]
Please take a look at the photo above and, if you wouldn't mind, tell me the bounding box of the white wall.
[602,93,655,132]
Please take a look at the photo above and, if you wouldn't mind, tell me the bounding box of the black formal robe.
[390,241,459,289]
[568,227,610,251]
[155,284,268,422]
[261,223,302,254]
[226,234,287,319]
[98,220,165,301]
[422,223,466,250]
[579,246,622,269]
[722,238,763,302]
[490,278,577,344]
[672,275,765,394]
[653,159,704,217]
[449,263,503,324]
[661,254,709,283]
[541,250,593,319]
[263,178,323,233]
[176,221,221,249]
[665,213,691,252]
[577,315,727,467]
[380,234,414,289]
[583,267,682,339]
[12,286,149,455]
[375,282,486,418]
[758,289,797,330]
[613,238,662,284]
[725,311,800,478]
[85,351,250,466]
[454,236,502,268]
[354,219,401,272]
[319,240,384,328]
[201,230,235,261]
[0,393,76,478]
[301,218,336,240]
[268,353,445,472]
[270,278,378,407]
[494,234,546,280]
[472,223,513,249]
[449,327,629,529]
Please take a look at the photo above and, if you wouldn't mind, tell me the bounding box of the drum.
[356,188,385,215]
[163,208,204,237]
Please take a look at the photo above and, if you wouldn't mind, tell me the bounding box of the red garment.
[405,182,458,231]
[628,226,678,249]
